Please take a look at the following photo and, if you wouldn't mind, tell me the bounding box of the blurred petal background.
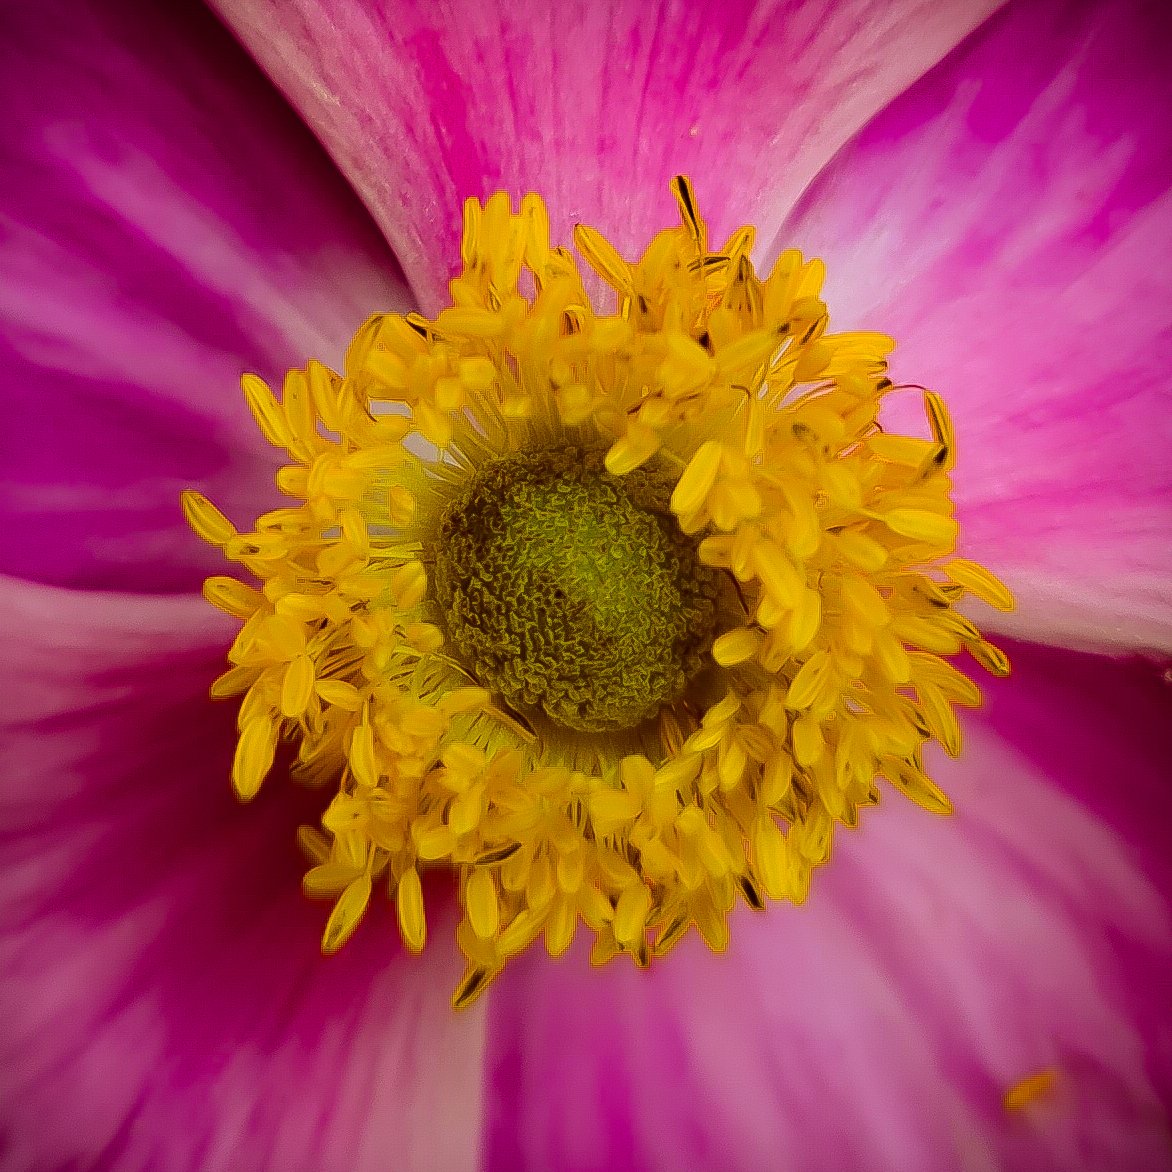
[1,0,1169,1169]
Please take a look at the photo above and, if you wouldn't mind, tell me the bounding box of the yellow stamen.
[186,179,1012,1007]
[1003,1068,1059,1111]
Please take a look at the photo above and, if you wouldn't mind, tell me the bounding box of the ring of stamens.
[183,176,1014,1008]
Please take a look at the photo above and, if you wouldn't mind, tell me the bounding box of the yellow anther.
[712,627,761,667]
[397,868,427,953]
[573,222,631,292]
[945,558,1016,611]
[280,654,316,719]
[181,492,237,548]
[202,575,263,618]
[240,373,291,448]
[879,507,959,547]
[671,440,724,516]
[232,716,277,801]
[322,873,372,954]
[1003,1068,1059,1111]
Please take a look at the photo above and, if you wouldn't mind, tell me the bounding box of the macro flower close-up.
[2,0,1170,1168]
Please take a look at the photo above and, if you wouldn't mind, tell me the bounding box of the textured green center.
[434,447,719,732]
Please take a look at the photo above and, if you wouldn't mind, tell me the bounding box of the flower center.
[183,176,1016,1009]
[433,447,719,732]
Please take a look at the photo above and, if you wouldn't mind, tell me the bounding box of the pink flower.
[2,0,1169,1169]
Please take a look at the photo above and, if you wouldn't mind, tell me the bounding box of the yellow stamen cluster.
[183,178,1012,1007]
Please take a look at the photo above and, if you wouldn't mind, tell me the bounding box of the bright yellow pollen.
[183,177,1013,1007]
[1003,1068,1060,1111]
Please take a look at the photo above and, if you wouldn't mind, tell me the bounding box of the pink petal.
[778,0,1172,653]
[485,642,1172,1170]
[0,576,485,1171]
[0,0,409,593]
[213,0,1002,312]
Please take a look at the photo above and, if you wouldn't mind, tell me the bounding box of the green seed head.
[433,447,719,732]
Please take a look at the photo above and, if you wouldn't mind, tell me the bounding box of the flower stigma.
[433,445,721,733]
[183,178,1014,1008]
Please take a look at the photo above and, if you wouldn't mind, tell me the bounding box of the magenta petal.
[485,642,1172,1171]
[0,576,486,1171]
[213,0,1001,312]
[779,0,1172,653]
[0,0,409,594]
